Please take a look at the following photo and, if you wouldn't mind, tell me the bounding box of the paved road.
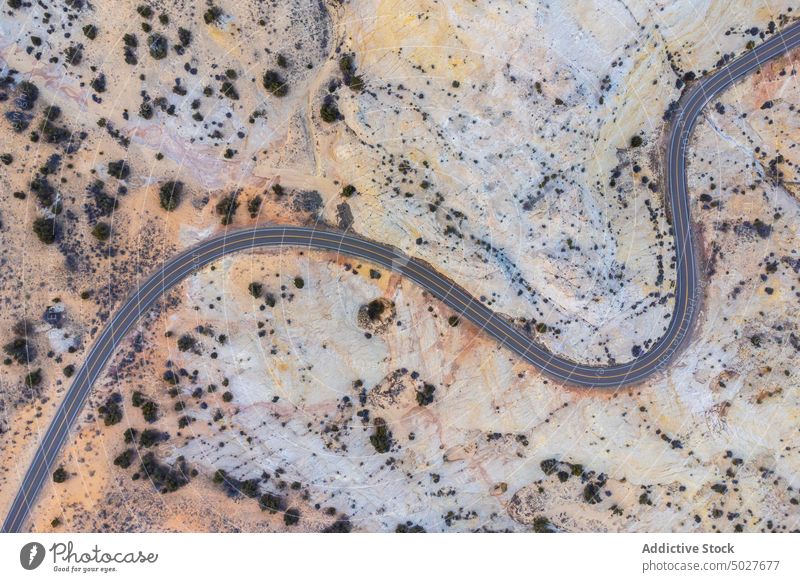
[4,23,800,533]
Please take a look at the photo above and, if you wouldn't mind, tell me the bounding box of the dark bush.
[220,81,239,100]
[141,400,158,423]
[322,517,353,533]
[113,449,135,469]
[540,458,559,475]
[415,383,436,406]
[91,222,111,241]
[369,418,392,453]
[247,195,262,218]
[64,44,83,66]
[262,70,288,97]
[366,299,385,321]
[90,73,106,93]
[52,467,69,483]
[5,110,31,133]
[178,27,192,47]
[583,482,602,504]
[339,53,364,91]
[258,492,284,513]
[123,428,138,444]
[215,193,239,225]
[395,522,426,533]
[136,100,152,119]
[139,452,191,493]
[136,4,153,18]
[16,80,39,110]
[82,24,97,40]
[90,181,118,216]
[293,277,305,289]
[248,282,263,298]
[158,181,183,211]
[4,337,35,364]
[25,368,42,387]
[176,334,196,352]
[98,393,123,426]
[147,34,168,59]
[203,6,223,24]
[139,428,168,447]
[630,135,643,148]
[320,95,340,123]
[108,159,130,180]
[341,184,356,197]
[284,508,300,526]
[32,216,57,244]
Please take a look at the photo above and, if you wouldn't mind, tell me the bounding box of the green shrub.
[123,428,138,444]
[203,6,223,25]
[147,34,168,59]
[136,4,153,18]
[415,383,436,406]
[107,159,130,180]
[15,81,39,111]
[91,222,111,241]
[141,400,158,423]
[262,70,288,97]
[98,393,123,426]
[320,95,340,123]
[369,418,392,453]
[25,368,42,387]
[158,181,183,211]
[284,508,300,526]
[90,73,106,93]
[53,467,69,483]
[82,24,98,40]
[176,28,192,48]
[220,81,239,100]
[176,334,196,352]
[4,337,35,364]
[33,216,57,244]
[215,194,239,225]
[114,449,135,469]
[139,428,168,447]
[258,492,283,513]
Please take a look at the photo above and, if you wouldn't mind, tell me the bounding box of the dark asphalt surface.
[4,22,800,532]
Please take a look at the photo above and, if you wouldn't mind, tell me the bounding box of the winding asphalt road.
[4,22,800,533]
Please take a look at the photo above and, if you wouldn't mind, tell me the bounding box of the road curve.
[4,22,800,532]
